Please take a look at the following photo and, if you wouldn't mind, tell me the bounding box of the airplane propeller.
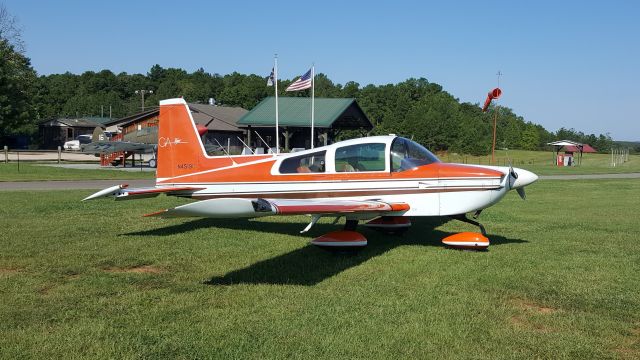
[506,161,533,200]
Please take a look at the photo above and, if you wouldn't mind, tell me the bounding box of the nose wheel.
[443,213,489,250]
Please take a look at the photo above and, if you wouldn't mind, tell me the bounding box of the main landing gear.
[310,217,412,252]
[311,219,367,251]
[442,212,490,251]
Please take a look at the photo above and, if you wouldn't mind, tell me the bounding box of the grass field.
[0,163,154,181]
[1,179,639,359]
[443,150,640,175]
[1,150,638,182]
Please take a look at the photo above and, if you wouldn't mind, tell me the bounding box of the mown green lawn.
[0,163,154,181]
[1,180,639,359]
[443,150,640,175]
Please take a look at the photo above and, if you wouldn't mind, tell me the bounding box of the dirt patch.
[509,315,554,333]
[614,326,640,359]
[511,298,557,314]
[103,265,162,274]
[0,267,22,275]
[37,284,56,295]
[508,298,558,333]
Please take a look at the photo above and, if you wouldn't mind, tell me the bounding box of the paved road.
[39,163,155,172]
[0,179,155,190]
[1,173,639,191]
[539,173,640,180]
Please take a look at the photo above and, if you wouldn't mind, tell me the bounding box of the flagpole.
[274,54,279,154]
[311,64,315,149]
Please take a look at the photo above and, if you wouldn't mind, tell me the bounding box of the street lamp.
[135,89,153,111]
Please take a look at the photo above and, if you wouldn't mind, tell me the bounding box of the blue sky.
[5,0,639,140]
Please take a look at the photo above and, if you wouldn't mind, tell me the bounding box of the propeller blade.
[506,161,518,190]
[516,187,526,200]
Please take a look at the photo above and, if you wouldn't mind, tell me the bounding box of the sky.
[4,0,640,141]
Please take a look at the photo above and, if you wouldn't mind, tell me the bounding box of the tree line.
[19,65,614,154]
[0,5,613,154]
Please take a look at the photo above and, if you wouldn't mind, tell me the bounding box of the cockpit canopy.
[390,137,440,172]
[277,136,440,174]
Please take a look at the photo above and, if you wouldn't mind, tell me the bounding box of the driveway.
[0,179,155,190]
[539,173,640,180]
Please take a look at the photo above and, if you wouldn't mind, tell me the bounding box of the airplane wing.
[81,141,156,154]
[142,198,409,218]
[84,185,409,222]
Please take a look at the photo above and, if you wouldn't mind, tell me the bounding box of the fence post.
[3,146,7,164]
[57,146,61,164]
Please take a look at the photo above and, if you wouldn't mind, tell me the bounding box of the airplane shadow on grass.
[123,217,527,286]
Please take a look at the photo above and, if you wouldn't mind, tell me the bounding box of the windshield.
[390,137,440,172]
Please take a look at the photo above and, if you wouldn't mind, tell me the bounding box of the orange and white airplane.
[83,98,538,250]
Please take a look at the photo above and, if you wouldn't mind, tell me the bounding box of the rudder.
[156,98,207,181]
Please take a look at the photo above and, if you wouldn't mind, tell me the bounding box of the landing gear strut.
[344,219,358,231]
[363,216,411,235]
[449,213,486,236]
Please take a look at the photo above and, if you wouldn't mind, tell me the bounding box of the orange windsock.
[482,87,502,112]
[196,124,208,136]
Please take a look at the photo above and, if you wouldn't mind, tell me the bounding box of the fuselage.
[156,135,519,217]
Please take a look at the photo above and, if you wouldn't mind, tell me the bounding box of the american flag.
[266,67,275,86]
[286,69,312,91]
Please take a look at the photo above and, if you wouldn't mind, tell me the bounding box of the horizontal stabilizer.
[82,184,129,201]
[82,184,204,201]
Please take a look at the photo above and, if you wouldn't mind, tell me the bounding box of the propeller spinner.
[507,165,538,200]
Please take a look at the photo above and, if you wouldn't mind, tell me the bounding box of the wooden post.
[247,126,252,147]
[321,131,328,146]
[57,146,61,164]
[3,146,7,163]
[491,110,497,165]
[283,127,290,152]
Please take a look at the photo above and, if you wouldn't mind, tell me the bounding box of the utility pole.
[491,71,502,165]
[135,90,153,111]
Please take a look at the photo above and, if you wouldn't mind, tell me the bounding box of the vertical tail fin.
[92,127,105,142]
[156,98,207,181]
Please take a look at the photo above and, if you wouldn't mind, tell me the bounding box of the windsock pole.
[483,72,503,165]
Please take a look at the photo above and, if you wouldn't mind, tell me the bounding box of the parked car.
[63,134,92,151]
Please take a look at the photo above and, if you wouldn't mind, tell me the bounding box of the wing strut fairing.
[143,198,410,219]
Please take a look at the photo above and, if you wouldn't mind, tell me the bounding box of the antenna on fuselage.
[254,131,276,156]
[213,138,237,165]
[236,136,255,155]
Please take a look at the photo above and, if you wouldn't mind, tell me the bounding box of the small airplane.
[82,123,223,168]
[80,126,159,166]
[83,98,538,251]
